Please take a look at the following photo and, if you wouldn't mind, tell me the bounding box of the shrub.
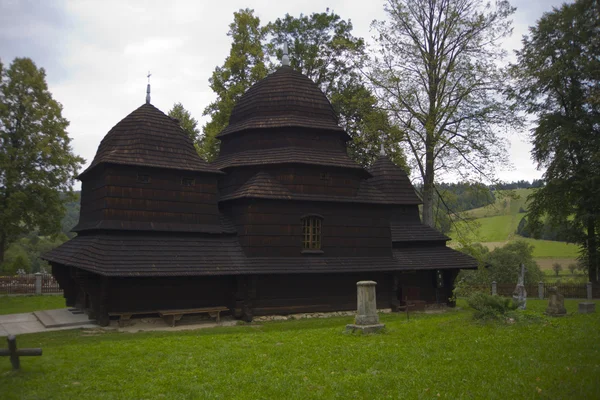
[466,292,517,320]
[568,263,578,275]
[552,263,562,277]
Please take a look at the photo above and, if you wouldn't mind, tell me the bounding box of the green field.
[450,188,580,263]
[0,295,66,315]
[1,299,599,399]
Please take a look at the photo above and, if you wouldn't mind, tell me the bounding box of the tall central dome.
[218,66,344,137]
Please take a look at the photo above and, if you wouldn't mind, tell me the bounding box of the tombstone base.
[345,323,385,334]
[578,302,596,314]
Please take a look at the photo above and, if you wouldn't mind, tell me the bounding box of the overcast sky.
[1,0,567,185]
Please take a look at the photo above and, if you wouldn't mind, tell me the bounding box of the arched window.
[302,215,322,250]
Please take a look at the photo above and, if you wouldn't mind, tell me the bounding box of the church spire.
[146,71,152,104]
[282,43,290,67]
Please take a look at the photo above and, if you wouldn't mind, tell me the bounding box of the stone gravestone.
[346,281,385,333]
[512,263,527,310]
[546,287,567,316]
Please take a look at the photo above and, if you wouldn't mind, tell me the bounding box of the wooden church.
[44,57,477,326]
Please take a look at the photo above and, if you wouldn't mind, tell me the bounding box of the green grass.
[0,295,65,315]
[1,299,599,399]
[450,188,581,259]
[466,188,533,219]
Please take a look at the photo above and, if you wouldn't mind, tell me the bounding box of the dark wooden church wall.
[225,200,392,257]
[252,272,396,315]
[107,276,236,312]
[273,166,361,197]
[389,205,421,224]
[219,128,347,155]
[78,165,221,229]
[397,270,457,304]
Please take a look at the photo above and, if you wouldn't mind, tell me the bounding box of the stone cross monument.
[512,263,527,310]
[346,281,385,333]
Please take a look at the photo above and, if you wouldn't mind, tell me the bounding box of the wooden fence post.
[538,282,544,300]
[35,273,42,295]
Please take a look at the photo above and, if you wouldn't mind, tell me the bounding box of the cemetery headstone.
[346,281,385,333]
[545,287,567,316]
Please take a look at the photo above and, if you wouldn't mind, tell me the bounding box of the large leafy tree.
[0,58,84,264]
[199,8,268,161]
[266,10,406,168]
[510,0,600,282]
[200,9,407,169]
[370,0,516,227]
[168,102,199,142]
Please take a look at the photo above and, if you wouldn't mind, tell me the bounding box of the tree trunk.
[588,216,598,283]
[0,234,5,265]
[421,146,435,228]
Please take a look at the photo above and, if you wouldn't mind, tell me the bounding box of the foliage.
[168,102,200,142]
[0,233,68,274]
[568,263,578,275]
[509,0,600,282]
[456,240,544,291]
[199,9,268,161]
[552,262,562,277]
[516,215,570,242]
[266,10,406,168]
[0,295,66,315]
[1,300,599,399]
[200,9,408,169]
[369,0,517,227]
[466,292,517,320]
[0,58,84,264]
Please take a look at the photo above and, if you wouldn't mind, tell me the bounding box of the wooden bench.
[108,311,154,327]
[158,307,229,327]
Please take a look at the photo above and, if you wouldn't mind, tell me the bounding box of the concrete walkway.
[0,309,98,337]
[0,309,238,336]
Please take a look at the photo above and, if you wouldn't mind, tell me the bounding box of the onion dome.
[368,155,422,204]
[79,103,221,178]
[218,66,344,137]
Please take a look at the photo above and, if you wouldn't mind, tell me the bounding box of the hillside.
[449,188,580,268]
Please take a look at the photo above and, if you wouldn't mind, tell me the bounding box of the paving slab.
[34,309,96,328]
[0,313,38,324]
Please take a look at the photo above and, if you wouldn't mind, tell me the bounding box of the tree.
[168,102,199,142]
[0,58,84,264]
[509,0,600,282]
[568,263,577,276]
[199,9,268,161]
[552,262,562,277]
[370,0,516,227]
[267,10,407,168]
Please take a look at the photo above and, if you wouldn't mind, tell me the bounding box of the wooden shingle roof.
[390,223,450,243]
[392,247,478,270]
[218,66,343,137]
[79,103,221,177]
[368,155,422,204]
[212,147,367,172]
[43,233,247,277]
[220,171,400,205]
[43,233,476,276]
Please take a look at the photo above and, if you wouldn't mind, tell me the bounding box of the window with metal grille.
[137,174,151,184]
[181,177,195,187]
[302,216,322,250]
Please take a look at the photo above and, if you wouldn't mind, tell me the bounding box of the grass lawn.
[0,295,66,315]
[1,299,599,399]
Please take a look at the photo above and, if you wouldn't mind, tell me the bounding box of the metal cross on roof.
[146,71,152,104]
[282,43,290,67]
